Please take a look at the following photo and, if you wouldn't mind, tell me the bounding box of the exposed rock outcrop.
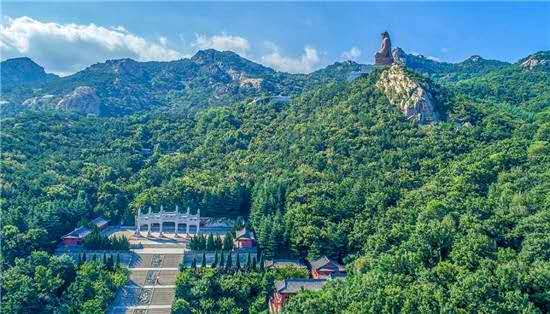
[22,94,59,109]
[56,86,100,115]
[520,52,550,70]
[376,65,439,124]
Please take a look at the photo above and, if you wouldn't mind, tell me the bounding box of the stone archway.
[177,223,187,234]
[140,224,149,232]
[135,205,201,237]
[162,222,175,233]
[149,223,161,233]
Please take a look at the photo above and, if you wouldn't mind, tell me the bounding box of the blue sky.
[2,1,549,75]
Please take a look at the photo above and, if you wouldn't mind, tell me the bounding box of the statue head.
[381,31,390,39]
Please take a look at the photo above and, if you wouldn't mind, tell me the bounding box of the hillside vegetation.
[1,49,549,313]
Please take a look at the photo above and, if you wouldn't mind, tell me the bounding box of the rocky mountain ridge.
[1,49,547,117]
[0,57,58,88]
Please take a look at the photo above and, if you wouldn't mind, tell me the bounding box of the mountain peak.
[1,57,58,88]
[191,49,242,64]
[466,55,483,62]
[519,51,550,70]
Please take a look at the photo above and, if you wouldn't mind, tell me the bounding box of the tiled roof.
[309,256,346,272]
[264,259,306,269]
[275,279,327,294]
[62,216,108,240]
[91,216,109,227]
[235,227,255,240]
[63,226,91,239]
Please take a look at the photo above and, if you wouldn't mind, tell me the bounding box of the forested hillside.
[1,49,549,312]
[0,50,370,116]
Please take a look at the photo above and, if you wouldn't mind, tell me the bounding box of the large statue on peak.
[374,31,394,65]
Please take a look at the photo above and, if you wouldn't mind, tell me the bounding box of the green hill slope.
[1,51,549,312]
[0,50,370,116]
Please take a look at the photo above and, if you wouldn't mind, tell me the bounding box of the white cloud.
[340,46,362,61]
[0,16,184,75]
[261,45,321,74]
[0,16,326,76]
[191,33,250,56]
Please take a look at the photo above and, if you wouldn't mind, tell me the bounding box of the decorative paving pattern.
[108,253,182,314]
[150,255,162,268]
[145,270,159,285]
[138,288,153,305]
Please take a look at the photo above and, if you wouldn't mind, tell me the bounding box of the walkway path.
[108,250,183,314]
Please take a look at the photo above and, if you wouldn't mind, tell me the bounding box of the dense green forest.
[1,49,549,312]
[173,265,308,313]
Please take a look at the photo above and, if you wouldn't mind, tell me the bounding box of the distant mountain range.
[1,48,548,116]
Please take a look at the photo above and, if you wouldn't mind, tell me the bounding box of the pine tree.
[102,253,107,265]
[106,255,114,270]
[92,254,97,261]
[258,218,273,258]
[223,232,234,251]
[115,253,120,268]
[200,234,207,250]
[201,252,207,268]
[191,256,197,270]
[271,210,286,256]
[212,251,219,268]
[206,233,215,251]
[219,251,225,269]
[236,253,241,270]
[259,254,265,272]
[82,252,87,262]
[246,252,251,271]
[225,252,233,270]
[215,236,223,250]
[77,254,82,266]
[251,256,257,271]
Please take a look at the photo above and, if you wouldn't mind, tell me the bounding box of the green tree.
[206,233,215,251]
[223,232,234,251]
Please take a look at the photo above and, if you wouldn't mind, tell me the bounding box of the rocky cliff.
[376,65,439,124]
[21,86,100,115]
[519,51,550,70]
[56,86,101,114]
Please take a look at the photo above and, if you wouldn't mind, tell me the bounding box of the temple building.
[309,256,346,279]
[234,227,256,248]
[61,216,109,246]
[269,279,328,313]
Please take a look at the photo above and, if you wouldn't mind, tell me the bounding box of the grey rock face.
[57,86,100,115]
[520,56,549,70]
[376,65,439,124]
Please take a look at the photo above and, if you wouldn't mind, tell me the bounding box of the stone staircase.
[108,252,182,314]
